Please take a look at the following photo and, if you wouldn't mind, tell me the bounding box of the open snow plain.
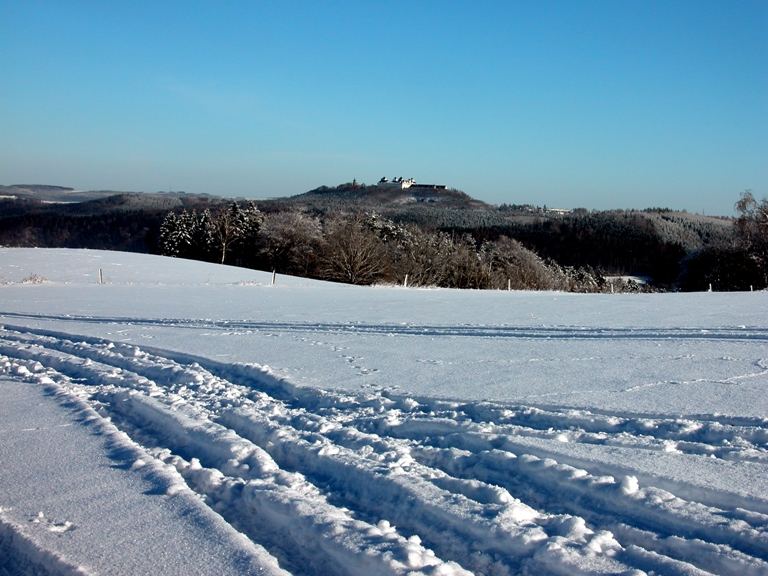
[1,248,767,575]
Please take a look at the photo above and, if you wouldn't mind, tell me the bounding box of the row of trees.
[5,188,763,292]
[158,204,645,292]
[0,207,164,252]
[463,210,731,287]
[159,201,263,265]
[158,190,768,292]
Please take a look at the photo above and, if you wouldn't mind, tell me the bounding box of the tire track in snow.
[100,391,468,576]
[2,325,768,575]
[4,311,768,342]
[365,398,768,473]
[0,343,470,575]
[0,329,627,575]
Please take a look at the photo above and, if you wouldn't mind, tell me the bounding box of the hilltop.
[275,180,490,211]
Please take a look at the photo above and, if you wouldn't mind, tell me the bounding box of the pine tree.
[159,211,194,257]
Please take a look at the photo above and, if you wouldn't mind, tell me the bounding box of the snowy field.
[1,248,767,575]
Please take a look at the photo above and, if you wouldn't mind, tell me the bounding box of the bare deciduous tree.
[260,211,322,275]
[735,190,768,286]
[320,217,388,285]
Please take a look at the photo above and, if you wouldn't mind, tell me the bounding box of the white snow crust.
[1,247,767,575]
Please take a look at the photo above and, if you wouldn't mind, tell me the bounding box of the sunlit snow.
[1,248,767,575]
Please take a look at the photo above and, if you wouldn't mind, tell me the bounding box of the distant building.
[377,177,445,190]
[410,182,447,191]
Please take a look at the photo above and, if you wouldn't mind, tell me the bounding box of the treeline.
[0,207,164,252]
[0,193,216,253]
[2,187,766,292]
[459,210,734,287]
[688,191,768,292]
[157,192,768,292]
[158,205,648,292]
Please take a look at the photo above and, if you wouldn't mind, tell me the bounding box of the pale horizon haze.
[1,1,766,215]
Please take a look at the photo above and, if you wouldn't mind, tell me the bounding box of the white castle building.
[377,177,445,191]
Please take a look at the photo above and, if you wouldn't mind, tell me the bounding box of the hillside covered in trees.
[1,182,765,292]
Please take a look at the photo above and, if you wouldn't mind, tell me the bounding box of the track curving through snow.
[2,324,768,575]
[3,311,768,343]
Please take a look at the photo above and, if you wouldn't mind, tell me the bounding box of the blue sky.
[1,1,766,214]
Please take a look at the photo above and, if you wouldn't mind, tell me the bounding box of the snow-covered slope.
[1,248,767,575]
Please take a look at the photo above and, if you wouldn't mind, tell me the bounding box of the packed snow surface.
[1,248,767,575]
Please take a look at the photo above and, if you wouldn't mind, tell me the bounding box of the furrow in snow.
[0,355,291,576]
[3,325,768,575]
[100,391,471,576]
[8,323,766,462]
[345,391,768,465]
[0,345,472,576]
[218,408,633,576]
[230,405,768,574]
[404,442,768,572]
[365,412,768,515]
[0,329,632,575]
[5,314,768,342]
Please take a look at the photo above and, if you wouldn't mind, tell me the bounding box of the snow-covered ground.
[1,248,767,575]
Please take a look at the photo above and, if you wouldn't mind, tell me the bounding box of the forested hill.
[0,183,764,292]
[268,182,490,212]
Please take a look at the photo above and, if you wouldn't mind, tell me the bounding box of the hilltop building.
[377,177,446,191]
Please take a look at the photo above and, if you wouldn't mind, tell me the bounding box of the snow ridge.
[2,324,768,575]
[0,510,89,576]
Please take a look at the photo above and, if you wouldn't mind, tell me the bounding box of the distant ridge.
[0,185,216,207]
[10,184,73,191]
[0,184,115,203]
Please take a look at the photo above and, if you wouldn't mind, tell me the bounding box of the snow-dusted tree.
[401,230,455,287]
[320,216,388,284]
[188,209,216,261]
[235,201,264,264]
[446,234,487,289]
[159,211,184,257]
[482,236,562,290]
[260,211,322,275]
[159,210,199,258]
[210,202,263,265]
[735,190,768,286]
[212,203,243,265]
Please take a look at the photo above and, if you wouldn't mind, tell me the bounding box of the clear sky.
[1,1,766,214]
